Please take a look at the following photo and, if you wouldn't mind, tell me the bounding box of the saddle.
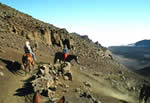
[24,53,32,58]
[23,53,33,64]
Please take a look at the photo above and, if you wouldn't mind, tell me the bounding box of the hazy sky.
[1,0,150,47]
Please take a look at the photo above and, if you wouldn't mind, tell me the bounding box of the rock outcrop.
[31,62,72,101]
[0,3,74,49]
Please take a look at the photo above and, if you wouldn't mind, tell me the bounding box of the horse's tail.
[72,55,79,64]
[22,54,25,64]
[33,92,40,103]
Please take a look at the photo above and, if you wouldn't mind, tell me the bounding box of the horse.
[33,92,65,103]
[22,53,34,73]
[54,52,78,64]
[139,84,150,103]
[33,92,40,103]
[57,96,65,103]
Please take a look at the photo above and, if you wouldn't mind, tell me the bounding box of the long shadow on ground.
[14,82,33,96]
[0,58,23,75]
[14,76,35,102]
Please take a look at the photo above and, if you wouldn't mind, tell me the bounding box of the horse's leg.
[139,99,142,103]
[144,96,148,103]
[29,62,32,72]
[25,59,30,73]
[22,56,27,72]
[24,60,28,73]
[30,58,34,72]
[32,60,34,68]
[63,53,66,64]
[30,60,34,72]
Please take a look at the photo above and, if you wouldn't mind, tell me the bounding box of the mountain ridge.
[108,40,150,72]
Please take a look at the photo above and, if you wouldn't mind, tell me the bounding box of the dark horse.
[139,84,150,103]
[54,52,78,64]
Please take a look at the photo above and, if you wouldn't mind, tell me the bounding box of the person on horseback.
[63,45,68,62]
[24,41,37,62]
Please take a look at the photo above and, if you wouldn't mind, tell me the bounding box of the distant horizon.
[1,0,150,47]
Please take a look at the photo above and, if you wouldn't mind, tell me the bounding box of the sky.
[1,0,150,47]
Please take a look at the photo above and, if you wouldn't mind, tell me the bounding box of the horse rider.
[63,45,68,62]
[24,41,37,62]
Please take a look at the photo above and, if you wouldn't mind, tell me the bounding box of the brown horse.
[33,92,40,103]
[57,96,65,103]
[22,53,34,73]
[33,92,65,103]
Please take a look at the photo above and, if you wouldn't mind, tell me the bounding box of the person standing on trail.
[24,40,37,62]
[63,45,68,62]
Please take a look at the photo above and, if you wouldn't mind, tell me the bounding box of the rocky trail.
[0,61,140,103]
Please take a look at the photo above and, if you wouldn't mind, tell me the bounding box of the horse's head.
[33,92,40,103]
[57,96,65,103]
[66,55,78,63]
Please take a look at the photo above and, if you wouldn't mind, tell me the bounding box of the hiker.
[139,84,150,103]
[24,40,37,62]
[63,45,68,62]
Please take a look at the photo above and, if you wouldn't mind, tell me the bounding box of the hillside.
[0,3,149,103]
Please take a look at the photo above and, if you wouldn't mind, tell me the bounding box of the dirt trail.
[0,70,26,103]
[0,47,53,103]
[72,68,139,103]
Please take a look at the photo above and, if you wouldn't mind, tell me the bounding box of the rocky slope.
[0,3,149,103]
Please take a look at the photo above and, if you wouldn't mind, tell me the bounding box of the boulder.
[62,62,71,74]
[61,62,72,80]
[54,63,61,70]
[84,81,92,88]
[39,69,45,75]
[48,89,55,100]
[75,88,81,93]
[0,72,4,76]
[63,76,69,80]
[39,64,50,76]
[32,77,54,93]
[0,65,4,69]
